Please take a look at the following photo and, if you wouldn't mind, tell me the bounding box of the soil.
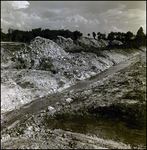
[1,42,146,149]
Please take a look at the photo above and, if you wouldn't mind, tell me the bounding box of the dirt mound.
[14,36,68,70]
[55,36,110,52]
[54,36,80,51]
[1,37,143,114]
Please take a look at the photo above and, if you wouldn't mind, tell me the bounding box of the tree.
[73,30,83,40]
[32,28,42,37]
[7,28,13,41]
[92,32,96,39]
[1,28,8,41]
[97,32,101,39]
[87,33,90,38]
[107,31,114,41]
[97,32,106,40]
[101,33,106,39]
[125,31,133,42]
[115,32,125,42]
[135,27,146,47]
[11,30,21,41]
[136,27,145,37]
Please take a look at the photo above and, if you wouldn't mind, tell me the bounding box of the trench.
[1,47,146,148]
[44,104,146,148]
[2,51,145,128]
[66,51,145,91]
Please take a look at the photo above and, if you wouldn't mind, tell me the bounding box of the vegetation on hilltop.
[1,27,146,49]
[1,28,83,43]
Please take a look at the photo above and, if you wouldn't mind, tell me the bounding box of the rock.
[111,40,123,45]
[66,98,73,103]
[48,106,54,111]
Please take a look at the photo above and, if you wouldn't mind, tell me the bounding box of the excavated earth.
[1,37,146,149]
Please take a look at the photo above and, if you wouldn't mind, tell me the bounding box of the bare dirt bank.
[1,50,146,149]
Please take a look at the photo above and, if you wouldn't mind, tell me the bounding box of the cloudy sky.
[1,1,146,36]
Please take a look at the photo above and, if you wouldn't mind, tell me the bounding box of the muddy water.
[67,51,145,91]
[45,114,146,148]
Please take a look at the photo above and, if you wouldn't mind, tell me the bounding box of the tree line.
[1,27,146,48]
[1,28,83,43]
[88,27,146,48]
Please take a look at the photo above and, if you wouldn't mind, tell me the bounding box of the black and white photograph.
[1,1,146,149]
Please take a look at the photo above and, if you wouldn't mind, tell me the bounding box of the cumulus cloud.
[66,14,88,24]
[11,1,30,10]
[66,14,99,27]
[100,4,146,33]
[104,19,108,24]
[1,1,146,35]
[111,26,125,32]
[1,1,31,32]
[102,4,126,17]
[1,18,12,26]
